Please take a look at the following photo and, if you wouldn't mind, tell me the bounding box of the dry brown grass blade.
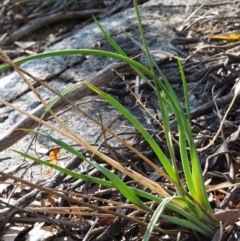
[0,49,219,224]
[0,49,81,139]
[0,51,173,192]
[26,203,152,215]
[0,50,45,106]
[0,57,134,151]
[0,171,169,235]
[0,53,169,187]
[0,50,173,197]
[0,87,171,200]
[1,50,218,223]
[0,49,216,213]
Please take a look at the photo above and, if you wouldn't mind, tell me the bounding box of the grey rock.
[0,0,202,174]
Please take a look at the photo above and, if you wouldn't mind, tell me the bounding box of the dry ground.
[1,1,240,240]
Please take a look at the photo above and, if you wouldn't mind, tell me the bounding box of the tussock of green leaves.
[2,1,219,240]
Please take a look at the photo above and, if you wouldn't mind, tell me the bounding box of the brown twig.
[1,10,103,45]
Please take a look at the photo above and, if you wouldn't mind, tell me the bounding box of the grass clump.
[0,1,219,240]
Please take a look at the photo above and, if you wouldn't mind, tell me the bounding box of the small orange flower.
[49,147,60,164]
